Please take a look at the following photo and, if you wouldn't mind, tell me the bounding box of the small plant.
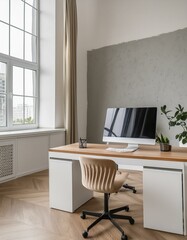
[156,133,169,144]
[161,104,187,144]
[156,133,171,151]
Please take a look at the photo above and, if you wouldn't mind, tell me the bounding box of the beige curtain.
[63,0,78,144]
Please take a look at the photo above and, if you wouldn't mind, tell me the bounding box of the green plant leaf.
[181,115,187,121]
[182,138,187,144]
[174,111,179,117]
[161,105,166,113]
[175,134,179,139]
[169,121,176,126]
[156,133,169,143]
[179,135,183,141]
[178,104,182,110]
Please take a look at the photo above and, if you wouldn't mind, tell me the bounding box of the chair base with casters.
[117,170,136,194]
[123,183,137,194]
[80,193,135,240]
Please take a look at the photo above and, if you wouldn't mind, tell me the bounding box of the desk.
[49,143,187,235]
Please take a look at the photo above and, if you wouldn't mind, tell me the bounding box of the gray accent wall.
[87,28,187,146]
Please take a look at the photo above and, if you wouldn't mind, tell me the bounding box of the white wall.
[40,0,56,128]
[40,0,64,128]
[76,0,187,139]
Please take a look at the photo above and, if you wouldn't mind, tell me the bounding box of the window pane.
[25,97,35,124]
[10,27,23,59]
[0,22,9,55]
[0,63,6,94]
[0,0,38,130]
[0,95,6,127]
[13,96,23,125]
[25,33,36,62]
[13,66,23,95]
[25,0,37,8]
[25,4,37,35]
[0,0,9,23]
[25,69,35,96]
[10,0,24,30]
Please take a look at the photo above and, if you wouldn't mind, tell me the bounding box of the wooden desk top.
[49,143,187,162]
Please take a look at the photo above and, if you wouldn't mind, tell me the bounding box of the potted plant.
[161,104,187,146]
[156,133,171,151]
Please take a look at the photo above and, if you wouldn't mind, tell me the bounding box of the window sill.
[0,128,66,140]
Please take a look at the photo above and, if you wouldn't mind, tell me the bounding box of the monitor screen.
[103,107,157,145]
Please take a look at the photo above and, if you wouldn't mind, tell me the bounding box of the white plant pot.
[179,141,187,147]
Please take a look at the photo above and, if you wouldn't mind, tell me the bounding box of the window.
[0,62,7,127]
[0,0,39,130]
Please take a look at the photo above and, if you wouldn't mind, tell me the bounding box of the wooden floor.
[0,170,186,240]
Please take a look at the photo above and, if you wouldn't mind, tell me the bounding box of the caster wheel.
[133,189,137,194]
[124,206,129,212]
[129,218,135,225]
[80,213,86,219]
[121,234,128,240]
[82,231,88,238]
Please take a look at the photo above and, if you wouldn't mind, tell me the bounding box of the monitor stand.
[106,143,139,153]
[125,144,139,151]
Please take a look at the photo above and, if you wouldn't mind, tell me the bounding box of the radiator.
[0,144,15,181]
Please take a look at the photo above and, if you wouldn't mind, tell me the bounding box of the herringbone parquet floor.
[0,170,186,240]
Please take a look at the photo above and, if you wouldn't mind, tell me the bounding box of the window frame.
[0,0,39,131]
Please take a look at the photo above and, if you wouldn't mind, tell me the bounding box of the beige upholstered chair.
[79,156,135,240]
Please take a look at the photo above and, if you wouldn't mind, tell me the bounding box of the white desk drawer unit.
[143,167,183,234]
[49,158,93,213]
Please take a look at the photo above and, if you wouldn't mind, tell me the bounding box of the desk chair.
[79,156,135,240]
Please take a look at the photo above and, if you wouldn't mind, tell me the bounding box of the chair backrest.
[79,156,118,193]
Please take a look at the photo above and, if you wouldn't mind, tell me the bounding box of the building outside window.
[0,0,39,131]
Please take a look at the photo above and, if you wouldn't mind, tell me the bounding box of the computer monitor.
[103,107,157,151]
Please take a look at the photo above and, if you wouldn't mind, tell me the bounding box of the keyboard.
[106,147,136,153]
